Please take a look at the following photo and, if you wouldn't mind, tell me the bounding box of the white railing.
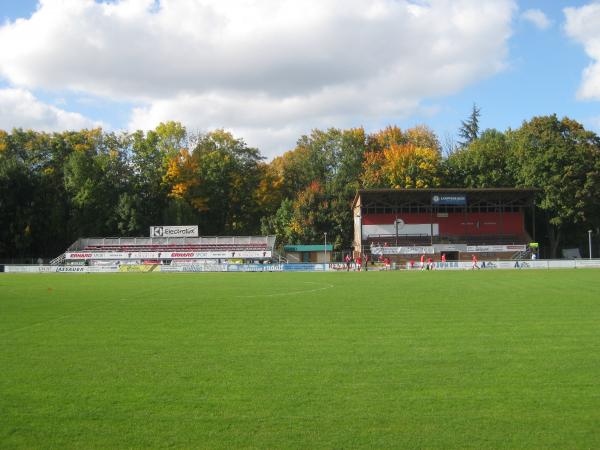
[49,253,66,266]
[67,235,277,251]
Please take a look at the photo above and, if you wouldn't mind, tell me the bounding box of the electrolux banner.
[150,225,199,237]
[431,194,466,206]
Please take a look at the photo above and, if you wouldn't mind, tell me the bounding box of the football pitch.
[1,270,600,449]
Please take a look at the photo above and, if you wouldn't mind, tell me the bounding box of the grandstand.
[353,188,538,261]
[52,235,277,266]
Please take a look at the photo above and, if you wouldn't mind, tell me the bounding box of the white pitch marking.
[235,281,335,298]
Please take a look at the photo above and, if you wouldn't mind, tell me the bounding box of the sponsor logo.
[57,266,86,272]
[151,226,164,236]
[150,225,199,237]
[170,252,195,258]
[432,194,467,205]
[70,253,93,258]
[164,227,196,236]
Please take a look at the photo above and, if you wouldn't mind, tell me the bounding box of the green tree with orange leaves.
[362,125,442,188]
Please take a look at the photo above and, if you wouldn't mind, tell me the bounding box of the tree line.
[1,112,599,261]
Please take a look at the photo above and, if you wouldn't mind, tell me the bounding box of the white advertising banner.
[4,265,88,273]
[372,246,435,255]
[574,260,600,268]
[466,245,526,253]
[65,251,272,260]
[149,225,198,237]
[363,223,439,238]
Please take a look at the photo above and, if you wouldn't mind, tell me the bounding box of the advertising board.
[431,194,467,206]
[4,265,88,273]
[118,265,161,272]
[466,245,526,253]
[66,251,272,260]
[372,246,435,255]
[149,225,198,237]
[4,259,600,274]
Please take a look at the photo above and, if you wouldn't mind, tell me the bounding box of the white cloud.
[0,88,103,131]
[0,0,516,157]
[521,9,551,30]
[565,3,600,101]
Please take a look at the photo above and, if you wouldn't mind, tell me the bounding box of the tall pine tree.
[458,103,481,147]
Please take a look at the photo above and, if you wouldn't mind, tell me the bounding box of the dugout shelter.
[353,188,538,262]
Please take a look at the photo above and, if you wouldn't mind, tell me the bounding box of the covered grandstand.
[53,235,277,266]
[353,188,538,261]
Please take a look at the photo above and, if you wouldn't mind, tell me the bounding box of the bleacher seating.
[67,236,276,254]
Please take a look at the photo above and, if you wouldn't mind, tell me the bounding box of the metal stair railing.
[50,253,66,266]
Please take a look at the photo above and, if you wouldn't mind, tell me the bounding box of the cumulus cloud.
[521,9,551,30]
[0,0,516,156]
[0,88,103,131]
[565,3,600,101]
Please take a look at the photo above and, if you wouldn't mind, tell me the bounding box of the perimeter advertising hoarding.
[66,251,272,260]
[149,225,198,237]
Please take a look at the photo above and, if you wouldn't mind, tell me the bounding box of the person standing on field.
[471,254,480,270]
[441,253,446,267]
[420,254,425,270]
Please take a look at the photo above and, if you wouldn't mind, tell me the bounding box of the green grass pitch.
[1,270,600,449]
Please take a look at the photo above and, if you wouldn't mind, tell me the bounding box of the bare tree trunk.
[547,224,561,259]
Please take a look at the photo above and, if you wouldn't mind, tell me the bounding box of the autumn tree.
[444,129,514,188]
[163,129,264,234]
[262,128,367,250]
[508,115,600,257]
[362,126,442,189]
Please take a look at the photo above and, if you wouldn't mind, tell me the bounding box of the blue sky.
[0,0,599,158]
[433,0,597,137]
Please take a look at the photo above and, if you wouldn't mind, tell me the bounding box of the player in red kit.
[471,254,480,270]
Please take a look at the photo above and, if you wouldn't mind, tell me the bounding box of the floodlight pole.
[324,232,328,263]
[589,230,593,260]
